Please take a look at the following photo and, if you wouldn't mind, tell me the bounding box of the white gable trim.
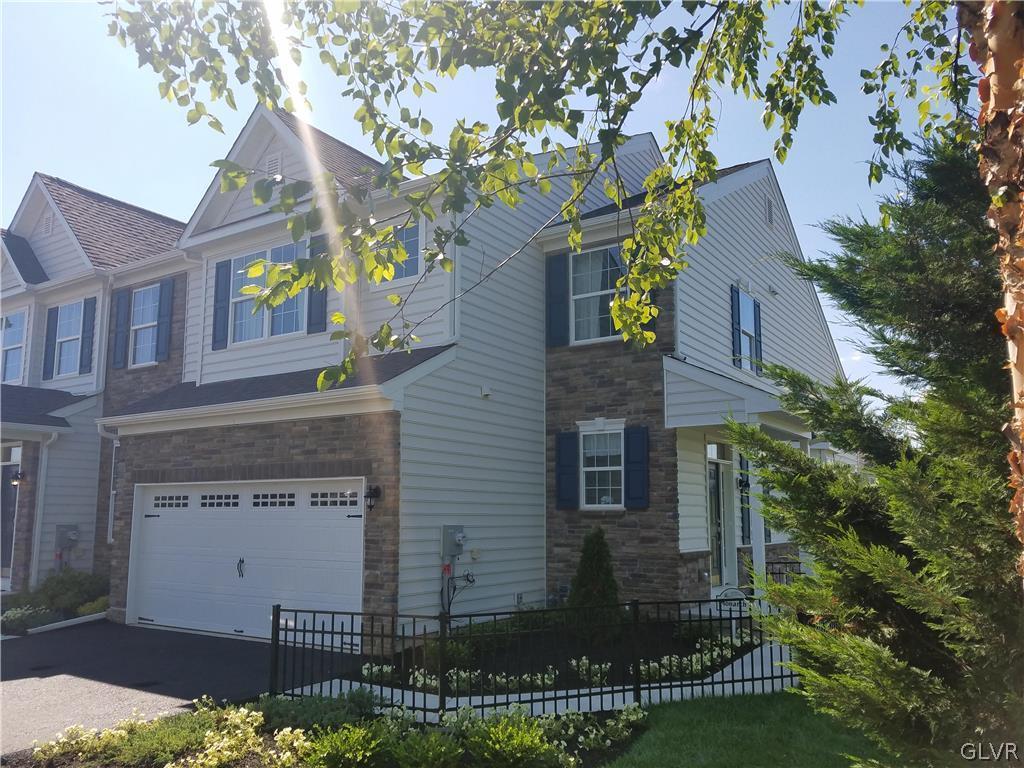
[179,106,319,247]
[8,176,94,275]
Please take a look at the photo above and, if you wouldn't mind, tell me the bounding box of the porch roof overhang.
[97,344,457,436]
[662,355,809,437]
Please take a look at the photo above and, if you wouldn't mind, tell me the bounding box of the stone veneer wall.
[9,442,41,593]
[546,290,681,603]
[107,411,401,622]
[94,271,189,578]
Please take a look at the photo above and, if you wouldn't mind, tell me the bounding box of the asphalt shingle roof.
[273,110,384,183]
[1,228,48,283]
[112,344,453,417]
[37,174,185,269]
[1,385,88,428]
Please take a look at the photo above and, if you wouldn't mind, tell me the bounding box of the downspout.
[97,424,119,544]
[28,431,59,588]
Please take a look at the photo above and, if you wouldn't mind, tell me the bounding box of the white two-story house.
[4,106,842,637]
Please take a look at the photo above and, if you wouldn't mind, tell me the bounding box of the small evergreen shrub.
[1,606,61,634]
[252,691,376,731]
[566,527,622,638]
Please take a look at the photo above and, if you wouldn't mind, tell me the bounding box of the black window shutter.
[753,298,763,376]
[155,277,175,362]
[78,297,96,374]
[555,431,580,510]
[623,425,650,510]
[546,253,570,347]
[212,259,232,350]
[306,235,328,334]
[730,284,742,368]
[111,289,131,369]
[42,306,58,380]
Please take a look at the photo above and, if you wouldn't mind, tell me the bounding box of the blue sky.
[2,2,938,395]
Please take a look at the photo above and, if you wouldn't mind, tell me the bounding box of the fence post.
[437,611,449,716]
[269,604,281,696]
[630,600,642,705]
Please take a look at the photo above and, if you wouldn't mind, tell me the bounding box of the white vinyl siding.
[2,309,27,383]
[677,427,710,552]
[33,398,103,584]
[398,135,663,616]
[676,171,841,385]
[130,284,160,366]
[26,198,91,282]
[220,133,307,227]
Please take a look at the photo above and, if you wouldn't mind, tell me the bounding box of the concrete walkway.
[1,621,269,755]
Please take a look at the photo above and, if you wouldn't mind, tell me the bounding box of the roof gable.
[36,175,184,270]
[181,106,383,244]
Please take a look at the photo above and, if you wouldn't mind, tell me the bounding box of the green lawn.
[608,692,886,768]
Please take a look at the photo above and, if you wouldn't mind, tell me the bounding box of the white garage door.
[128,478,364,638]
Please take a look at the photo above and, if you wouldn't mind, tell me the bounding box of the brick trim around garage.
[107,411,401,623]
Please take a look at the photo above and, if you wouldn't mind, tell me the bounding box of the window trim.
[2,308,28,384]
[369,220,422,291]
[577,418,626,511]
[129,283,160,368]
[569,246,624,346]
[227,242,308,347]
[53,299,84,379]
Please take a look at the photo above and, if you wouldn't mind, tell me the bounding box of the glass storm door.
[707,461,725,587]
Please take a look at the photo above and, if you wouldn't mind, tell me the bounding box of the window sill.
[579,505,626,512]
[128,361,159,370]
[568,336,621,347]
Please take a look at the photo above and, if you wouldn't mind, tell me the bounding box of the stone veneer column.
[9,441,41,593]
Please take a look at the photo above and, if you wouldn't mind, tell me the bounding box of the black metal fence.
[269,595,798,720]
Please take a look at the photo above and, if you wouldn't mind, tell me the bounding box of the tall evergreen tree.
[729,141,1024,766]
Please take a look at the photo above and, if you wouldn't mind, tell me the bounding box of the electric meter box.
[441,525,466,560]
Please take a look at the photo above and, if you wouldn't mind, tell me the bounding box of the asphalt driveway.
[0,621,269,755]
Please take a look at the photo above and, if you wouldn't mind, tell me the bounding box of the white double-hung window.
[130,284,160,365]
[55,300,83,376]
[579,419,625,509]
[571,246,624,343]
[392,222,420,281]
[1,310,27,383]
[230,243,307,344]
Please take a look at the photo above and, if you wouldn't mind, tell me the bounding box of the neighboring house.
[0,175,183,591]
[3,106,843,638]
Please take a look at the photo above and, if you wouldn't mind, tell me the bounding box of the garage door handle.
[237,557,245,578]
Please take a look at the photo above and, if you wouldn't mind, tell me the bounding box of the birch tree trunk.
[960,0,1024,575]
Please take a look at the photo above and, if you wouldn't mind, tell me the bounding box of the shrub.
[77,595,110,616]
[421,637,475,672]
[568,657,611,686]
[167,707,264,768]
[252,691,377,731]
[566,528,621,638]
[465,710,562,768]
[307,724,391,768]
[393,730,462,768]
[1,606,61,635]
[31,569,109,615]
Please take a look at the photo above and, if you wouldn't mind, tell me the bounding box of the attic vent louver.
[265,152,283,179]
[41,211,53,236]
[765,193,774,228]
